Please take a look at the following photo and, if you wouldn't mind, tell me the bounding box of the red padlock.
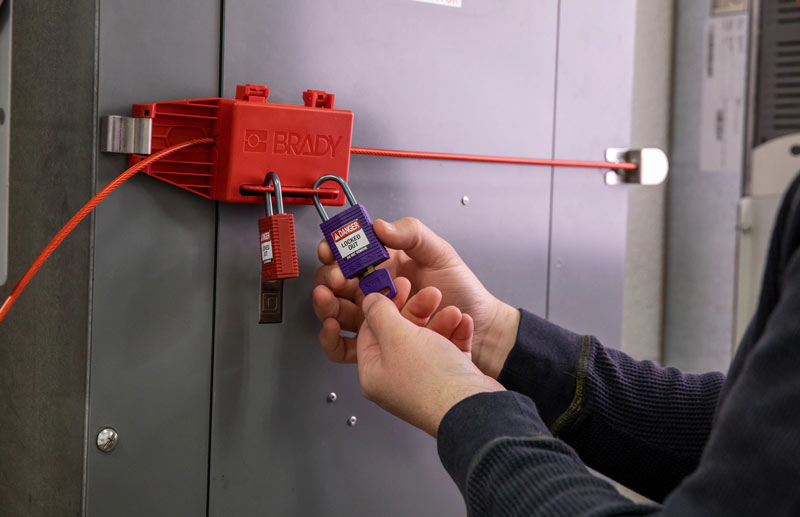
[259,172,299,281]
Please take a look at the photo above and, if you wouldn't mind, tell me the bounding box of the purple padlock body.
[359,268,397,298]
[320,204,391,279]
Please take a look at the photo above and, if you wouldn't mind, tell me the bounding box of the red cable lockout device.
[0,83,668,323]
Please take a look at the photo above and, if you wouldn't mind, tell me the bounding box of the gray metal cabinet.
[3,1,643,515]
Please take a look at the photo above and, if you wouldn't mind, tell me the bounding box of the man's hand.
[312,217,520,378]
[357,288,505,437]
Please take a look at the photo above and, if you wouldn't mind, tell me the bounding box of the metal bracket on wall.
[100,115,152,155]
[604,147,669,186]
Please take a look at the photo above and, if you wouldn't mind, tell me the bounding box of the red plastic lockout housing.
[129,84,354,206]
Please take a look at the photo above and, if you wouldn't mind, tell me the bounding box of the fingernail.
[383,221,395,232]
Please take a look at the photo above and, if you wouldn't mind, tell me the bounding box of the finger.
[355,318,381,373]
[320,318,357,363]
[374,218,459,269]
[312,285,363,332]
[317,239,336,265]
[361,292,415,348]
[391,276,413,310]
[399,286,443,327]
[449,313,474,354]
[313,264,361,300]
[312,262,347,291]
[426,305,463,338]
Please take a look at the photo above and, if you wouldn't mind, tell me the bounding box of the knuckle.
[360,384,375,401]
[323,345,343,363]
[406,216,423,233]
[321,345,336,362]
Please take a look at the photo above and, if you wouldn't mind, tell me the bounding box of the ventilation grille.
[756,0,800,143]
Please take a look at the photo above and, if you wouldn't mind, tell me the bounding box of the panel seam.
[206,1,225,515]
[545,0,562,320]
[82,0,101,514]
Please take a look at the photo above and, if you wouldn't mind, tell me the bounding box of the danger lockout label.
[260,231,273,264]
[332,220,370,259]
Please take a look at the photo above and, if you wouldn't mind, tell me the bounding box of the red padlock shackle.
[264,171,284,217]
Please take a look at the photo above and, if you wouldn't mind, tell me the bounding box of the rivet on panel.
[96,427,118,453]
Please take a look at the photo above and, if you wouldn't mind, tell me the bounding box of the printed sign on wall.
[712,0,747,15]
[699,13,748,174]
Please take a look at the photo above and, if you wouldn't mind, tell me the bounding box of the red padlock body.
[129,84,353,206]
[259,213,299,280]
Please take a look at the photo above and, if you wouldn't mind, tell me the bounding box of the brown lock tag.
[259,278,283,324]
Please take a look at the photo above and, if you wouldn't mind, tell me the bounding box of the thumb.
[361,292,414,347]
[374,218,459,268]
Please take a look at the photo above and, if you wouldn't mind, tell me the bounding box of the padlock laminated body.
[313,174,396,298]
[259,213,298,280]
[320,204,390,279]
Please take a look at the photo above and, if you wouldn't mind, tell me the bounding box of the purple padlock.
[313,175,397,298]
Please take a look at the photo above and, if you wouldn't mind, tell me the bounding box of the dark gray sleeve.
[437,249,800,515]
[437,391,660,516]
[497,310,724,501]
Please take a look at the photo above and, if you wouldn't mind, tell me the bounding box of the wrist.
[476,301,520,379]
[431,376,505,437]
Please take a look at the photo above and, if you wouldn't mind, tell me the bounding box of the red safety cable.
[239,184,338,198]
[350,147,638,170]
[0,137,216,323]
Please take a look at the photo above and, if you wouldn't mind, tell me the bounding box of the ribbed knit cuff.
[498,309,584,428]
[437,391,550,495]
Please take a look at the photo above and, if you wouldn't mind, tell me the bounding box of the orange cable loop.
[0,137,216,323]
[350,146,638,171]
[1,138,632,323]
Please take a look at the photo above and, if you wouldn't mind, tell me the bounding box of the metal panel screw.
[96,427,118,453]
[791,145,800,156]
[347,416,357,427]
[327,392,337,403]
[461,196,469,205]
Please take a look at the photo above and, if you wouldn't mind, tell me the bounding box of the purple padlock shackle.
[312,174,359,222]
[312,175,397,298]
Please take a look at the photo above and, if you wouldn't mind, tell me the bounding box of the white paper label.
[332,220,370,259]
[712,0,746,15]
[699,14,748,174]
[260,231,273,264]
[412,0,461,8]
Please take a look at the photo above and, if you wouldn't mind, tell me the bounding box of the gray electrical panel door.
[82,0,638,514]
[86,1,220,515]
[209,1,557,515]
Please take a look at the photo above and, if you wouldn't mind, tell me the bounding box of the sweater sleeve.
[437,250,800,516]
[437,391,660,516]
[498,310,725,501]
